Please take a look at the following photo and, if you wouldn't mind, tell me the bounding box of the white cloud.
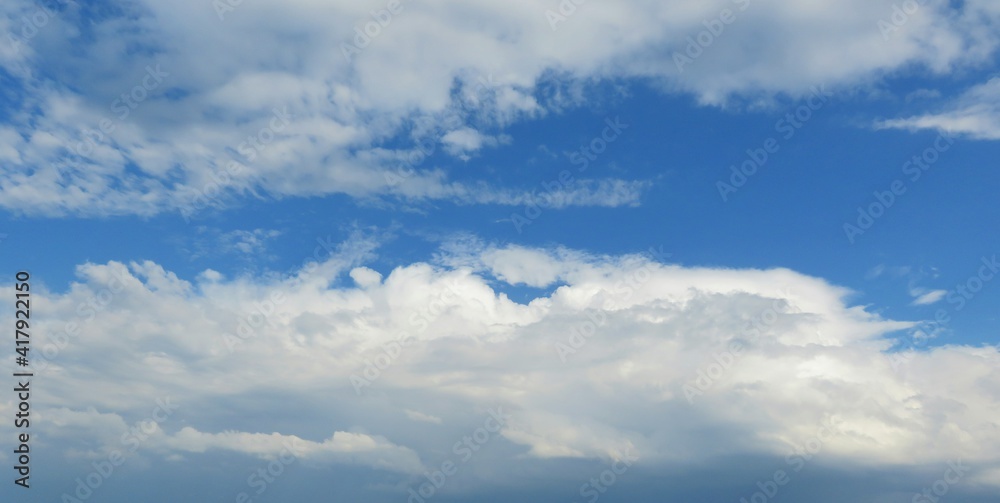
[472,179,650,208]
[180,227,282,261]
[4,238,999,484]
[878,77,1000,139]
[212,228,282,255]
[164,427,423,473]
[1,0,998,215]
[480,246,566,287]
[441,127,489,159]
[911,288,947,305]
[33,407,422,473]
[350,266,384,288]
[404,409,443,424]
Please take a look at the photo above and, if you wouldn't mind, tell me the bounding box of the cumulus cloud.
[1,0,999,215]
[3,237,998,496]
[441,127,509,160]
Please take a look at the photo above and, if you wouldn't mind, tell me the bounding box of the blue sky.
[1,0,999,502]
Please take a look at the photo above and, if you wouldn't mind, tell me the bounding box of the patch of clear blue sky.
[1,71,998,347]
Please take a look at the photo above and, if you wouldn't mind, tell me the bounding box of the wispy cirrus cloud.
[878,77,1000,140]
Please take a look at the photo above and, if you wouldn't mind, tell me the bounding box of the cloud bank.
[3,237,998,499]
